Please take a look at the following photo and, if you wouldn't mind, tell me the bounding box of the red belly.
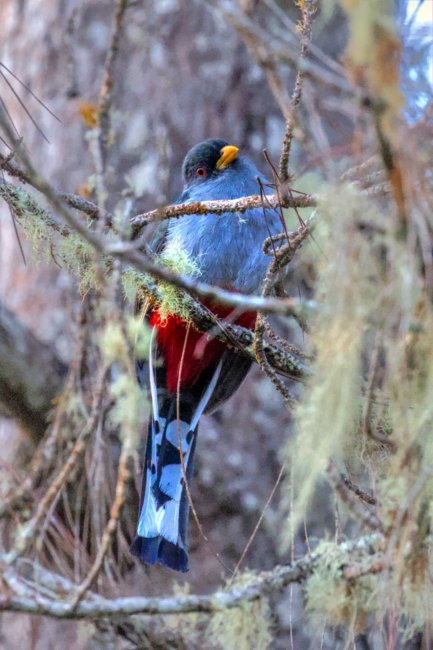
[150,304,256,393]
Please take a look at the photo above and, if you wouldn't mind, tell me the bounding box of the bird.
[130,138,281,572]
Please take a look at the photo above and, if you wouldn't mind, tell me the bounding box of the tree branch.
[0,534,384,619]
[130,191,316,232]
[0,109,315,318]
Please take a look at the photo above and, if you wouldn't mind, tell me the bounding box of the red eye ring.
[196,166,207,177]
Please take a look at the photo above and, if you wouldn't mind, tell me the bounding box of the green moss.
[57,233,97,294]
[122,242,201,323]
[284,176,433,635]
[122,268,152,303]
[126,315,151,361]
[284,184,383,536]
[98,316,150,365]
[98,322,128,365]
[110,373,147,453]
[0,185,54,259]
[157,241,202,322]
[208,599,272,650]
[305,541,378,630]
[207,573,272,650]
[97,315,149,452]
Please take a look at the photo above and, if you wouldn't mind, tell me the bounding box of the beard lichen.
[57,233,98,294]
[208,588,272,650]
[98,315,150,366]
[305,540,378,632]
[284,184,383,537]
[98,316,149,453]
[122,268,152,304]
[285,175,433,636]
[5,182,201,319]
[156,241,202,323]
[1,183,105,293]
[109,373,147,453]
[1,184,56,260]
[122,240,202,322]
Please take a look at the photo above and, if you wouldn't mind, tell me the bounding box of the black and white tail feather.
[130,329,223,572]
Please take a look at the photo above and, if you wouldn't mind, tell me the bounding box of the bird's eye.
[195,166,207,178]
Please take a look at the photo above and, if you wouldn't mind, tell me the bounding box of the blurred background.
[0,0,431,648]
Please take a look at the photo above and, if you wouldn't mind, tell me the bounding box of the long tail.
[131,333,222,572]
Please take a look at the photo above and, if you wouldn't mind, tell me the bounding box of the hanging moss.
[400,539,433,639]
[208,598,272,650]
[122,268,152,304]
[207,573,272,650]
[305,540,378,631]
[161,583,202,647]
[284,184,384,537]
[57,233,97,294]
[282,172,433,637]
[157,241,202,322]
[110,372,147,453]
[0,184,106,293]
[98,315,150,365]
[126,315,151,361]
[0,184,55,259]
[98,321,128,365]
[121,240,201,323]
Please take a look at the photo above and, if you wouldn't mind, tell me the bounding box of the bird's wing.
[148,186,192,256]
[204,348,253,414]
[149,220,169,256]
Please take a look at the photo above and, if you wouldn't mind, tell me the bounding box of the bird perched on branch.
[130,138,281,572]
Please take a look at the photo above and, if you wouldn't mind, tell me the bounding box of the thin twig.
[279,0,315,182]
[252,218,312,400]
[327,463,381,531]
[231,461,287,578]
[204,0,350,93]
[98,0,130,167]
[3,368,108,566]
[69,451,131,610]
[339,473,377,506]
[253,315,296,406]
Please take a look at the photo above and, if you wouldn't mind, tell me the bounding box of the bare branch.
[205,0,350,93]
[98,0,130,167]
[326,463,381,531]
[129,191,317,231]
[278,1,315,182]
[0,151,109,222]
[0,149,316,232]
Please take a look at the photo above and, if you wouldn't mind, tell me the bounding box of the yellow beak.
[216,145,239,170]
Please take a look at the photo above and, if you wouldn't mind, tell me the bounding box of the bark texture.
[0,301,67,439]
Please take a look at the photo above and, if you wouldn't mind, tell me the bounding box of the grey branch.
[0,302,68,440]
[0,534,384,619]
[0,138,315,317]
[0,153,317,234]
[130,191,317,231]
[206,0,350,93]
[0,151,109,221]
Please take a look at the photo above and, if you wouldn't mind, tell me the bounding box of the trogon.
[130,138,281,572]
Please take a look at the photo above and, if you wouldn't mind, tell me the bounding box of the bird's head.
[182,138,240,188]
